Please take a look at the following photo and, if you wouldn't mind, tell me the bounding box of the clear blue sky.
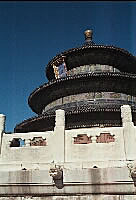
[0,1,136,132]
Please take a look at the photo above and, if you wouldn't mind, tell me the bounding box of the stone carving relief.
[30,137,46,146]
[127,163,136,186]
[49,165,63,180]
[74,133,115,144]
[74,134,92,144]
[96,133,115,143]
[49,165,63,189]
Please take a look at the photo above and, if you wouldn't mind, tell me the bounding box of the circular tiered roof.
[46,43,136,81]
[28,72,136,114]
[14,30,136,133]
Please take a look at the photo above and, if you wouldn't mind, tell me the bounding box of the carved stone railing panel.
[74,134,92,144]
[72,131,116,144]
[96,133,115,143]
[10,138,25,147]
[30,137,47,146]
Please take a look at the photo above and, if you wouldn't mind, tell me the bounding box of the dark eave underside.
[14,105,136,133]
[46,45,136,80]
[28,72,136,114]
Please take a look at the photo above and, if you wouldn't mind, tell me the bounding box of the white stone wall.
[65,127,125,163]
[0,105,136,167]
[0,131,54,163]
[0,106,136,196]
[0,126,127,166]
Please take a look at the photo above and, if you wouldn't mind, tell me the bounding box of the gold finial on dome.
[84,29,93,42]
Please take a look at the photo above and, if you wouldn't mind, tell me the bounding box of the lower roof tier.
[28,72,136,114]
[14,103,136,133]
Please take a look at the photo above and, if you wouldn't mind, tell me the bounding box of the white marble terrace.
[0,106,136,198]
[0,106,136,168]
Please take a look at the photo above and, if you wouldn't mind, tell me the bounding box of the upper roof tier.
[45,30,136,81]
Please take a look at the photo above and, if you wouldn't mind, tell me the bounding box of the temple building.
[0,30,136,199]
[15,30,136,133]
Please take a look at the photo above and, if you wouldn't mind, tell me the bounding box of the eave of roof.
[28,72,136,114]
[14,105,136,133]
[45,44,136,80]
